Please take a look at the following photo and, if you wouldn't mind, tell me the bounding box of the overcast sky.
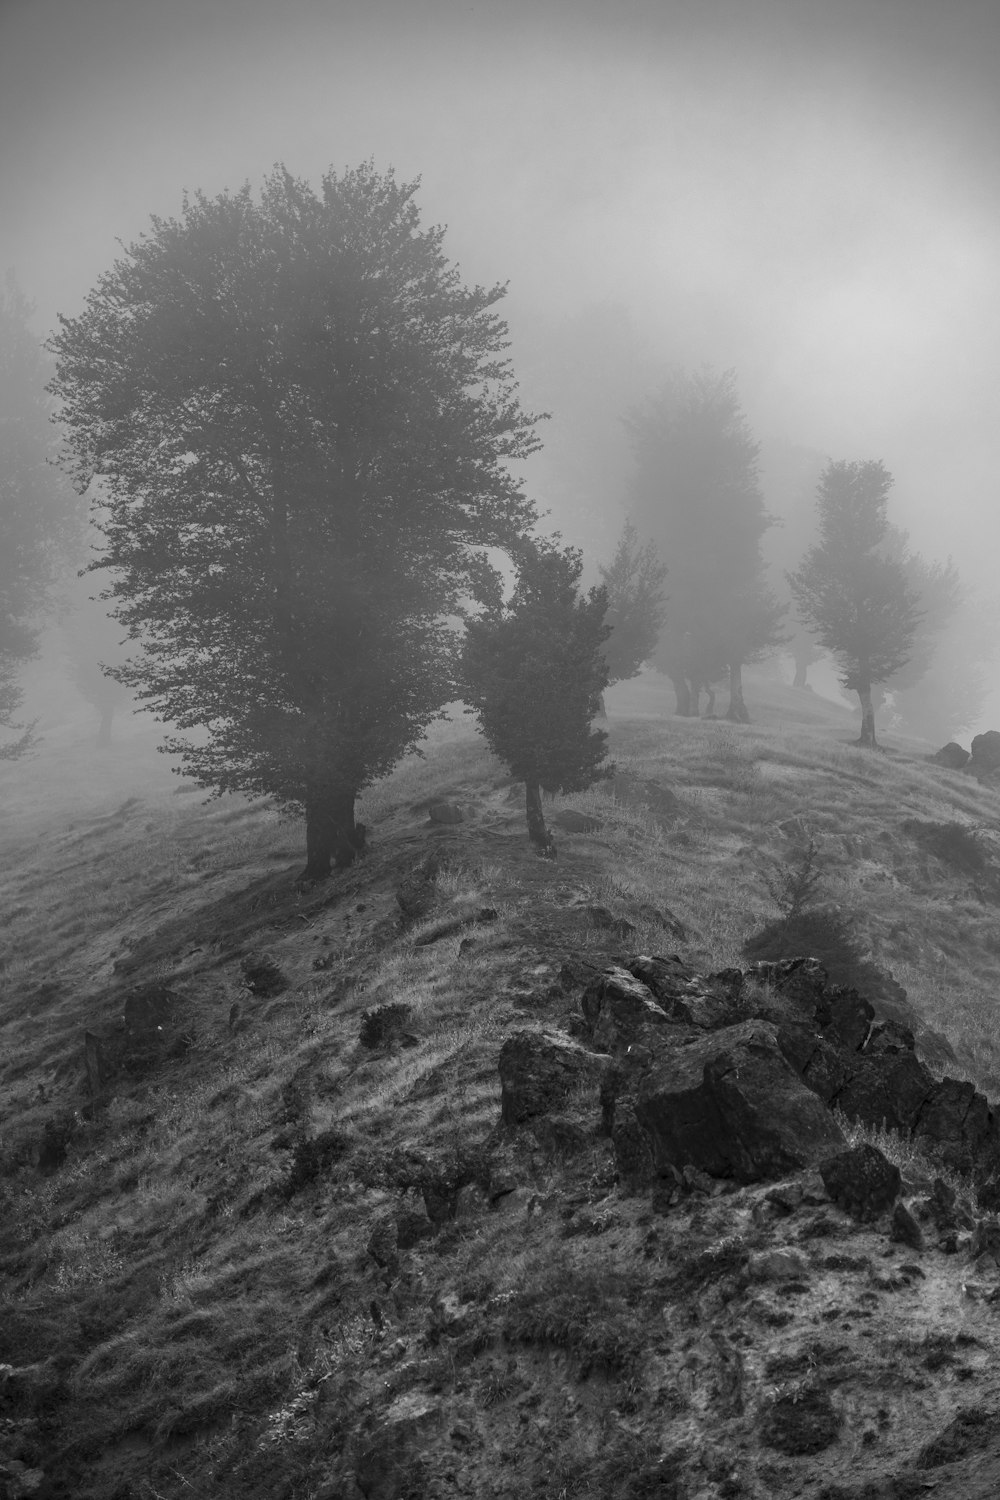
[3,0,999,688]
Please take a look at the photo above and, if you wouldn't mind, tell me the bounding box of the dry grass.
[4,669,1000,1497]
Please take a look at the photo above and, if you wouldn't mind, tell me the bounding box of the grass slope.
[3,672,1000,1498]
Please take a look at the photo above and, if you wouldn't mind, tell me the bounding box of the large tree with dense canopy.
[49,163,541,876]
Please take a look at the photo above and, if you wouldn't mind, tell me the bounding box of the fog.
[4,0,1000,733]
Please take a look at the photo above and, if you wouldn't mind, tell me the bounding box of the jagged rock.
[971,730,1000,771]
[629,1020,847,1183]
[891,1201,924,1250]
[819,1144,901,1221]
[581,965,671,1050]
[917,1077,992,1172]
[934,741,971,768]
[624,954,735,1028]
[454,1182,489,1219]
[497,1030,603,1127]
[552,809,601,833]
[971,1217,1000,1266]
[748,1246,810,1281]
[427,800,464,824]
[238,953,286,998]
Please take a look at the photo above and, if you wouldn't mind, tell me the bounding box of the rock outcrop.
[515,951,1000,1194]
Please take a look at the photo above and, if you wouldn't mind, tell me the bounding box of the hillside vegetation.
[4,672,1000,1499]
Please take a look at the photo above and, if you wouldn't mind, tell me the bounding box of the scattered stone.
[890,1201,924,1250]
[359,1003,413,1050]
[760,1384,841,1455]
[427,801,464,824]
[933,741,970,769]
[584,905,636,938]
[749,1247,810,1281]
[682,1164,715,1195]
[819,1144,901,1222]
[552,809,602,833]
[366,1214,399,1269]
[238,953,287,998]
[765,1181,805,1215]
[454,1182,489,1219]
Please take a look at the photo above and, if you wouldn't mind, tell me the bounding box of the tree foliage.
[49,163,540,874]
[626,368,784,721]
[461,540,611,853]
[597,521,667,686]
[788,459,923,747]
[0,276,79,757]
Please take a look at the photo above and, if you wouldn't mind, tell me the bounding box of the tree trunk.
[96,704,114,748]
[595,691,608,720]
[667,671,692,717]
[301,785,365,880]
[792,653,809,689]
[525,779,555,857]
[702,683,716,717]
[857,681,877,748]
[725,663,750,723]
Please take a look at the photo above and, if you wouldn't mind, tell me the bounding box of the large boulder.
[580,965,673,1051]
[971,730,1000,772]
[628,1019,847,1183]
[933,741,970,769]
[819,1143,901,1221]
[498,1029,604,1127]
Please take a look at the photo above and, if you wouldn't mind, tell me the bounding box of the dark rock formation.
[619,1020,846,1184]
[819,1143,901,1221]
[933,741,970,768]
[971,730,1000,772]
[498,1029,604,1127]
[427,801,464,825]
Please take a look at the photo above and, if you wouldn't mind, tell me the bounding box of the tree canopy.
[788,459,923,747]
[49,163,541,875]
[1,276,79,757]
[626,368,784,721]
[461,540,610,853]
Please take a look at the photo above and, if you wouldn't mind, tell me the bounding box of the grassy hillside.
[3,672,1000,1499]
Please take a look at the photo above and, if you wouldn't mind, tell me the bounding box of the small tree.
[597,520,667,689]
[49,164,540,876]
[462,541,611,854]
[1,276,79,757]
[788,460,922,748]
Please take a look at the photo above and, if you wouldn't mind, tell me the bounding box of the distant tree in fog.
[759,443,829,690]
[788,460,922,748]
[61,575,133,747]
[597,521,667,689]
[626,369,784,721]
[49,164,540,876]
[890,585,999,745]
[0,276,80,758]
[461,540,610,855]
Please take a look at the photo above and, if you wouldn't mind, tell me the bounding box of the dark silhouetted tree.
[626,369,784,721]
[60,573,133,747]
[597,520,667,696]
[49,164,540,876]
[788,460,922,748]
[1,276,79,758]
[461,540,611,854]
